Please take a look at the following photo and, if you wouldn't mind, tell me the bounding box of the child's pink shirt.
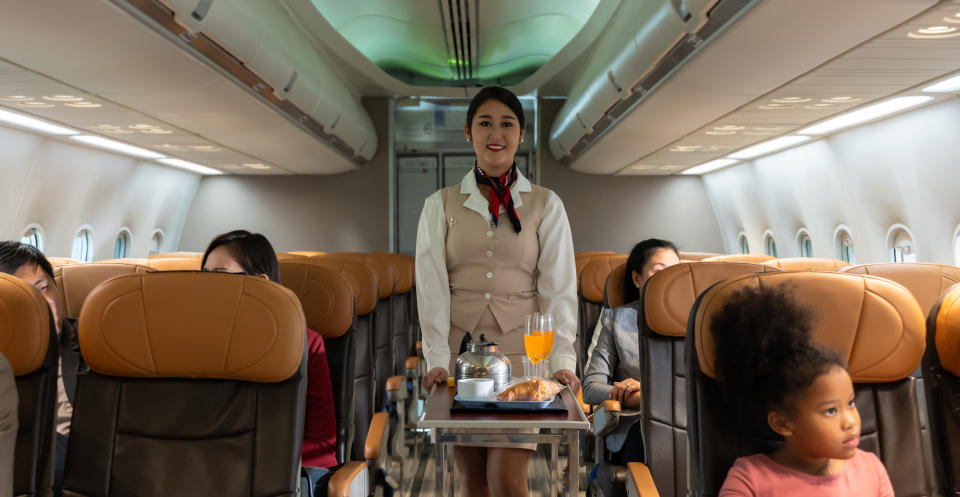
[718,449,894,497]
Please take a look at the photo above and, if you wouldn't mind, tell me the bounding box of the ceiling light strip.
[69,135,166,159]
[0,108,79,135]
[923,72,960,93]
[728,135,812,160]
[797,96,934,135]
[681,158,739,175]
[158,158,223,175]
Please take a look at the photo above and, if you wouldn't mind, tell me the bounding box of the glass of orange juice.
[524,312,555,378]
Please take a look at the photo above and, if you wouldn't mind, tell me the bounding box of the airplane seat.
[144,257,202,271]
[63,271,310,497]
[924,283,960,495]
[763,257,850,271]
[146,252,202,259]
[280,257,378,463]
[276,252,309,261]
[287,251,327,257]
[47,257,81,267]
[53,263,153,404]
[590,262,781,497]
[0,273,58,497]
[579,255,627,373]
[277,262,356,464]
[677,252,721,262]
[840,261,960,495]
[682,272,927,497]
[700,254,776,263]
[376,253,413,378]
[603,263,628,308]
[331,253,396,414]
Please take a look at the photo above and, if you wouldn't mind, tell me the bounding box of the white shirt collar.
[459,165,532,221]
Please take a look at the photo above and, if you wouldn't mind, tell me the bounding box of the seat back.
[840,263,960,315]
[700,254,775,263]
[47,257,81,267]
[287,251,326,257]
[54,263,152,321]
[636,262,780,497]
[147,252,202,259]
[281,257,378,462]
[603,263,628,308]
[331,253,396,413]
[65,272,307,497]
[763,257,850,271]
[376,253,414,376]
[687,272,927,497]
[925,284,960,495]
[580,255,628,370]
[279,262,356,464]
[0,273,57,497]
[145,257,202,271]
[678,252,721,262]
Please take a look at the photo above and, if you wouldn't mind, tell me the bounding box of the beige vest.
[442,183,550,337]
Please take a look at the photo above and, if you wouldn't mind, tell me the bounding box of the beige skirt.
[448,308,538,450]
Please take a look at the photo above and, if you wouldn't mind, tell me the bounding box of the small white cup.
[457,378,494,399]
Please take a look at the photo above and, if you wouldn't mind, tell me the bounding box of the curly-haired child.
[711,285,894,497]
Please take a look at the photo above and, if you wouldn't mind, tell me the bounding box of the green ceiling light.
[310,0,600,87]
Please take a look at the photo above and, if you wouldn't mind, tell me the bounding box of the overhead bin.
[160,0,377,162]
[549,0,716,161]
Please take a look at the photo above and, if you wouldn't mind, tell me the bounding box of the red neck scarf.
[475,163,521,233]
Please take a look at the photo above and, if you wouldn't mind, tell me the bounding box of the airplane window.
[797,230,813,258]
[114,229,131,259]
[149,230,164,256]
[763,231,778,257]
[71,227,94,262]
[738,233,749,254]
[835,227,856,264]
[19,225,45,252]
[887,226,916,263]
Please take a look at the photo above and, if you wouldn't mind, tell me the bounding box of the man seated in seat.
[0,241,71,496]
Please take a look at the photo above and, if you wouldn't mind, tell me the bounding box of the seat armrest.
[364,412,390,461]
[626,462,660,497]
[327,461,368,497]
[593,400,621,437]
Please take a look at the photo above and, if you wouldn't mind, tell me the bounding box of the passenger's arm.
[415,191,452,385]
[582,308,617,405]
[537,191,579,381]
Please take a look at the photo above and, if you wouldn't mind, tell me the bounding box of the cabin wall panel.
[538,99,724,254]
[704,97,960,264]
[178,98,391,253]
[0,124,200,258]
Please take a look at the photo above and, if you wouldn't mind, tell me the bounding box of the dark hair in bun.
[710,284,846,412]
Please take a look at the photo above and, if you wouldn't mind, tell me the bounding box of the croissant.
[496,378,564,401]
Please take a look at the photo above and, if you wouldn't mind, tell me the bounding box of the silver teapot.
[455,333,512,390]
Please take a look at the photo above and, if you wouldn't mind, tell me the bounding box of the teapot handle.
[458,331,473,355]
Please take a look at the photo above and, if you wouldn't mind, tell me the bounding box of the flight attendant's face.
[465,99,524,177]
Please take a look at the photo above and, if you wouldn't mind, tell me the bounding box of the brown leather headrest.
[763,258,851,271]
[54,263,152,319]
[376,253,413,293]
[331,253,395,299]
[276,253,306,261]
[147,252,202,259]
[644,262,781,337]
[144,258,202,271]
[281,258,378,316]
[933,284,960,377]
[581,255,628,303]
[277,263,354,339]
[95,258,150,265]
[0,273,51,376]
[288,251,326,257]
[79,272,305,382]
[576,253,616,282]
[694,272,925,382]
[678,252,721,262]
[47,257,81,267]
[701,254,776,263]
[840,263,960,315]
[605,263,628,308]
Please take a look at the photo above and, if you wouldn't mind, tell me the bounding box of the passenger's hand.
[422,367,449,393]
[610,378,642,405]
[553,369,580,396]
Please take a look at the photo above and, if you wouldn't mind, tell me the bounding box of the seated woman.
[200,230,338,470]
[581,238,679,464]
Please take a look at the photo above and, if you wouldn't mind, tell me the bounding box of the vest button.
[483,292,492,300]
[486,231,493,237]
[486,251,493,258]
[486,272,493,279]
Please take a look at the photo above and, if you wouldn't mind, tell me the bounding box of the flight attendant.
[416,86,579,497]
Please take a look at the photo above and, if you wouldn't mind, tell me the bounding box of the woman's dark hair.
[201,230,280,283]
[0,241,54,281]
[623,239,679,303]
[710,284,846,413]
[465,86,525,132]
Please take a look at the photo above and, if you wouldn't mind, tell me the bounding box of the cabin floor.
[388,435,588,497]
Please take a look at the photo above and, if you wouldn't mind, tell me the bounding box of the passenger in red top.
[201,230,338,469]
[710,285,894,497]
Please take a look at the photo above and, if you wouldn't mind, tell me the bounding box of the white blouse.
[415,168,578,375]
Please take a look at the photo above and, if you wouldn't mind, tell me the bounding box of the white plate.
[454,394,497,408]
